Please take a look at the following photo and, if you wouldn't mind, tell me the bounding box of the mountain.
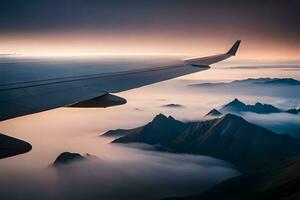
[102,127,143,137]
[286,108,300,114]
[52,152,97,167]
[113,114,188,147]
[0,133,32,159]
[204,109,222,117]
[191,78,300,87]
[53,152,85,166]
[164,156,300,200]
[189,78,300,99]
[220,98,282,114]
[113,114,300,172]
[254,78,300,85]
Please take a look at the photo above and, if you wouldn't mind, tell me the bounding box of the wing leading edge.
[0,40,240,121]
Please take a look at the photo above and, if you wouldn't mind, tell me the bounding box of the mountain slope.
[113,114,188,146]
[102,127,143,137]
[205,109,223,118]
[113,114,300,172]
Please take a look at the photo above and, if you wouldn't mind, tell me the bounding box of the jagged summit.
[224,98,246,108]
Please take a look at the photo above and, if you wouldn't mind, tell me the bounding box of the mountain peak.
[255,102,263,106]
[221,99,282,114]
[153,113,168,121]
[151,113,178,126]
[222,113,245,122]
[53,152,85,166]
[223,98,246,108]
[205,109,222,117]
[233,98,243,103]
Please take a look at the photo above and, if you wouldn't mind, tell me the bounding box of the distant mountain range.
[189,78,300,98]
[204,98,299,115]
[191,78,300,87]
[220,98,283,114]
[0,133,32,159]
[113,113,300,172]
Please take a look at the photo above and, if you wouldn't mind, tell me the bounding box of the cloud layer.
[0,145,239,200]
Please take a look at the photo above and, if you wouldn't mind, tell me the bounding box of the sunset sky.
[1,0,299,59]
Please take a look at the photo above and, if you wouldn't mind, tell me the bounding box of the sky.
[0,0,299,59]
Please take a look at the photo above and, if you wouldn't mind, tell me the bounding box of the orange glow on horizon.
[0,31,299,61]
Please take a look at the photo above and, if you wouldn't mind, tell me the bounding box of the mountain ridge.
[112,113,300,172]
[191,78,300,87]
[221,98,282,114]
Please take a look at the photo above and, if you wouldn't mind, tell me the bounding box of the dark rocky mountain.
[52,152,97,167]
[111,113,300,199]
[113,114,300,172]
[113,114,188,147]
[0,133,32,159]
[205,109,222,117]
[164,155,300,200]
[53,152,86,166]
[220,98,282,114]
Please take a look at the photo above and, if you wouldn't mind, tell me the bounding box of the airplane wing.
[0,40,240,121]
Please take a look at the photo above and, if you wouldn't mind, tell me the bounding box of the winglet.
[226,40,241,56]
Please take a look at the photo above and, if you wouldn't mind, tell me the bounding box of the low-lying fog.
[242,112,300,138]
[0,60,299,199]
[0,145,238,200]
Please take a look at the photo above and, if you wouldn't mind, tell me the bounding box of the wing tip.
[226,40,241,56]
